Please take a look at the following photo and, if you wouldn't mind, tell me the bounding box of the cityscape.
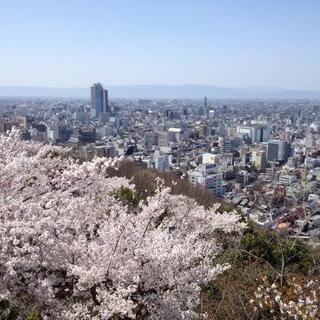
[2,0,320,319]
[1,86,320,239]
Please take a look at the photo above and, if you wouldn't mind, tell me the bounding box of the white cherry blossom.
[0,130,244,319]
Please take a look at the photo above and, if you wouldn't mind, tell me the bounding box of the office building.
[91,83,109,118]
[279,175,297,185]
[267,140,291,164]
[252,150,267,171]
[235,170,250,187]
[154,150,169,171]
[167,127,188,143]
[189,164,224,197]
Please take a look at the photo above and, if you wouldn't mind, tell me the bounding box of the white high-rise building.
[237,122,270,143]
[154,150,169,172]
[189,164,224,197]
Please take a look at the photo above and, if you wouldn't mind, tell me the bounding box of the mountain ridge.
[0,85,320,99]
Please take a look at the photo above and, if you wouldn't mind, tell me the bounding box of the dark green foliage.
[0,300,19,320]
[202,282,222,300]
[43,150,60,159]
[113,186,139,207]
[26,309,41,320]
[0,301,42,320]
[239,226,313,272]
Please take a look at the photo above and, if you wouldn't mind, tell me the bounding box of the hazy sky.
[0,0,319,89]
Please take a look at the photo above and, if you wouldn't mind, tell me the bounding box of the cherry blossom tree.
[251,274,320,319]
[0,129,244,319]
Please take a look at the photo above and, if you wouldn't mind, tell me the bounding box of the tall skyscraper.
[204,96,209,118]
[90,83,109,118]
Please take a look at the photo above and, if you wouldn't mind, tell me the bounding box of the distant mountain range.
[0,85,320,99]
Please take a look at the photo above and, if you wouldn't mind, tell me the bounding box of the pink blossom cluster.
[0,129,244,319]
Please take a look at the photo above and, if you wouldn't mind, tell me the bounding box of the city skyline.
[0,0,320,90]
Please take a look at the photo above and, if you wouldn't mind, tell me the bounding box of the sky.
[0,0,319,90]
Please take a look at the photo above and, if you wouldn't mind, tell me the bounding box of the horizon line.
[0,84,320,92]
